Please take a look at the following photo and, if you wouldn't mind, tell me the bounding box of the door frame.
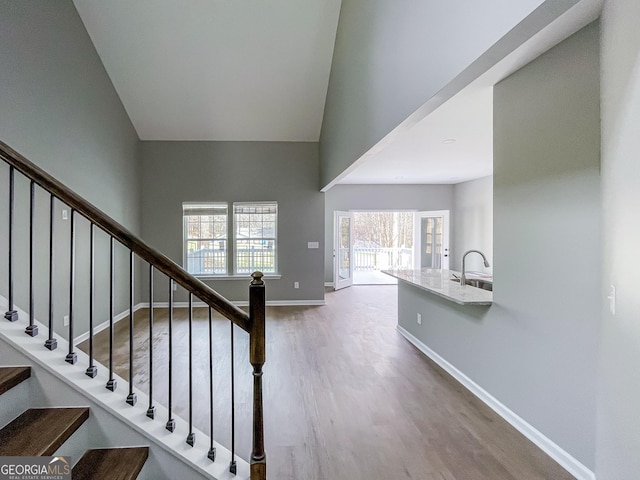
[333,211,354,290]
[414,210,450,270]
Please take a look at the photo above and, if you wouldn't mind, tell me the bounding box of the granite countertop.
[382,268,493,306]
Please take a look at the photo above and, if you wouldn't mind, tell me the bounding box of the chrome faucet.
[460,250,490,287]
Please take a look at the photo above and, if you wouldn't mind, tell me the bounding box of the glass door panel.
[415,211,450,270]
[334,211,353,290]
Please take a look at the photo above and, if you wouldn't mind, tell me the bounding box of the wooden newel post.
[249,271,266,480]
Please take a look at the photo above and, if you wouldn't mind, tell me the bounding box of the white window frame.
[233,202,278,275]
[182,202,229,276]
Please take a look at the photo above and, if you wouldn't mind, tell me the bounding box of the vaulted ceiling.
[73,0,342,141]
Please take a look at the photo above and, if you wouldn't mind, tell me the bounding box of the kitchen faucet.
[460,250,490,287]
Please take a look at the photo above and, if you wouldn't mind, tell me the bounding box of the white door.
[414,211,450,270]
[334,211,354,290]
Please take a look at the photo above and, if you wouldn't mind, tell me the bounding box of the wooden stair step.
[0,407,90,456]
[0,366,31,396]
[72,447,149,480]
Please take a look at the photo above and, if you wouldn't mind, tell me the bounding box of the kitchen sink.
[451,277,493,292]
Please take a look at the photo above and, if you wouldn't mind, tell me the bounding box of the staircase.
[0,141,267,479]
[0,366,148,479]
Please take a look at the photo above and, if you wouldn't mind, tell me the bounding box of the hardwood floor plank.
[72,447,149,480]
[79,285,575,479]
[0,408,89,456]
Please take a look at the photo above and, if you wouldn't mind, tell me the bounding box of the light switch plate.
[608,285,616,315]
[308,242,319,249]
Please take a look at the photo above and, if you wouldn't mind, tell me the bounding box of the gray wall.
[0,1,141,339]
[139,141,324,303]
[597,0,640,477]
[399,22,600,470]
[318,0,583,188]
[451,176,493,272]
[324,184,453,283]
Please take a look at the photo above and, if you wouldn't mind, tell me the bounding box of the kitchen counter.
[382,268,493,305]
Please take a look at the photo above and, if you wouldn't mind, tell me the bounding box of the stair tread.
[0,407,90,456]
[72,447,149,480]
[0,366,31,396]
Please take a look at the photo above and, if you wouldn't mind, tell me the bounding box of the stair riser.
[50,417,91,463]
[0,374,30,430]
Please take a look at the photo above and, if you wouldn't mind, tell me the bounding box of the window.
[183,203,228,275]
[182,201,278,277]
[234,202,277,274]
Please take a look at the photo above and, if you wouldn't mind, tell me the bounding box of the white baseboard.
[74,297,326,343]
[250,299,326,307]
[74,303,146,344]
[139,300,326,309]
[396,325,595,480]
[324,282,334,288]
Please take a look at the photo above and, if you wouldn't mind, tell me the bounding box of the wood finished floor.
[79,286,574,480]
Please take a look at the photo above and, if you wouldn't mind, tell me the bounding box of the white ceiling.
[73,0,342,141]
[339,87,494,184]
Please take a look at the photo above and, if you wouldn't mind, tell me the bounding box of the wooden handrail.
[0,140,251,333]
